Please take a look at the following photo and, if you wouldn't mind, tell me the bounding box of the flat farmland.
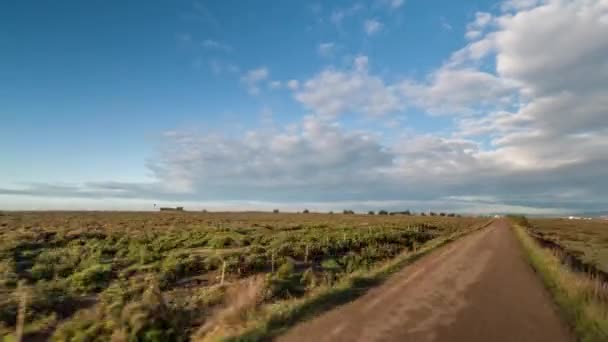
[528,218,608,273]
[0,211,485,341]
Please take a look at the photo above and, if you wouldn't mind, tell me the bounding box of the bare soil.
[278,219,574,342]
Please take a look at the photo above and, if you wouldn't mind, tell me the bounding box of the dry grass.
[513,223,608,342]
[529,218,608,273]
[193,275,266,341]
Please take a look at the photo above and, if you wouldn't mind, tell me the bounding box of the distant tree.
[343,210,354,215]
[447,213,455,217]
[273,209,279,214]
[378,210,388,215]
[202,209,207,213]
[328,211,334,215]
[404,210,411,216]
[303,209,310,214]
[440,212,446,217]
[368,211,375,215]
[420,212,426,216]
[430,212,437,216]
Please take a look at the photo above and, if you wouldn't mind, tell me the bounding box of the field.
[513,217,608,341]
[0,211,486,341]
[528,218,608,274]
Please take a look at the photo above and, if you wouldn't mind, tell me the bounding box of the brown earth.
[278,219,574,342]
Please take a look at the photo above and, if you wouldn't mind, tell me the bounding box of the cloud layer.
[3,0,608,214]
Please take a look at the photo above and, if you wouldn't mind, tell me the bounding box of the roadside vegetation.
[0,211,485,341]
[510,215,608,342]
[216,221,488,341]
[528,218,608,274]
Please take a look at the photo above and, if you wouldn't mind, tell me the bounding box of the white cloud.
[202,39,232,52]
[377,0,405,10]
[6,0,608,215]
[354,55,368,71]
[294,56,403,117]
[268,80,282,90]
[287,79,300,90]
[440,16,453,31]
[364,19,383,35]
[401,67,516,115]
[330,4,363,25]
[501,0,540,11]
[465,12,493,40]
[209,60,239,75]
[148,116,393,194]
[318,42,336,57]
[241,67,270,95]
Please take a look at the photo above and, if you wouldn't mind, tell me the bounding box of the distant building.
[160,207,184,212]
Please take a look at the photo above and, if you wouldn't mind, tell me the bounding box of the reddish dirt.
[278,219,574,342]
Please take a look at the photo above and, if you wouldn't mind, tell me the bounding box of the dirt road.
[278,219,573,342]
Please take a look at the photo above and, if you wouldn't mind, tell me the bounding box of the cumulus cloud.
[447,0,608,209]
[401,67,516,115]
[481,0,608,156]
[4,0,608,215]
[147,116,394,198]
[268,80,282,90]
[465,12,493,40]
[286,79,300,90]
[294,56,403,117]
[318,42,336,57]
[501,0,540,11]
[330,4,363,26]
[241,67,269,95]
[364,19,383,35]
[209,60,239,75]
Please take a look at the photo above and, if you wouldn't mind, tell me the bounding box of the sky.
[1,0,607,214]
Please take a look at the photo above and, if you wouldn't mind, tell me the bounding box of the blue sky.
[2,0,608,214]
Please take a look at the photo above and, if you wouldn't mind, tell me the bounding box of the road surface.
[278,219,573,342]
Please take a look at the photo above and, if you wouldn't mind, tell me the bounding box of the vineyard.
[0,211,485,341]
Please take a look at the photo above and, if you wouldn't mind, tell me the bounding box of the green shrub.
[276,261,295,279]
[248,245,266,254]
[53,282,186,342]
[30,280,75,314]
[321,258,341,272]
[208,236,236,249]
[70,264,112,292]
[30,262,54,281]
[300,268,317,289]
[126,242,161,265]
